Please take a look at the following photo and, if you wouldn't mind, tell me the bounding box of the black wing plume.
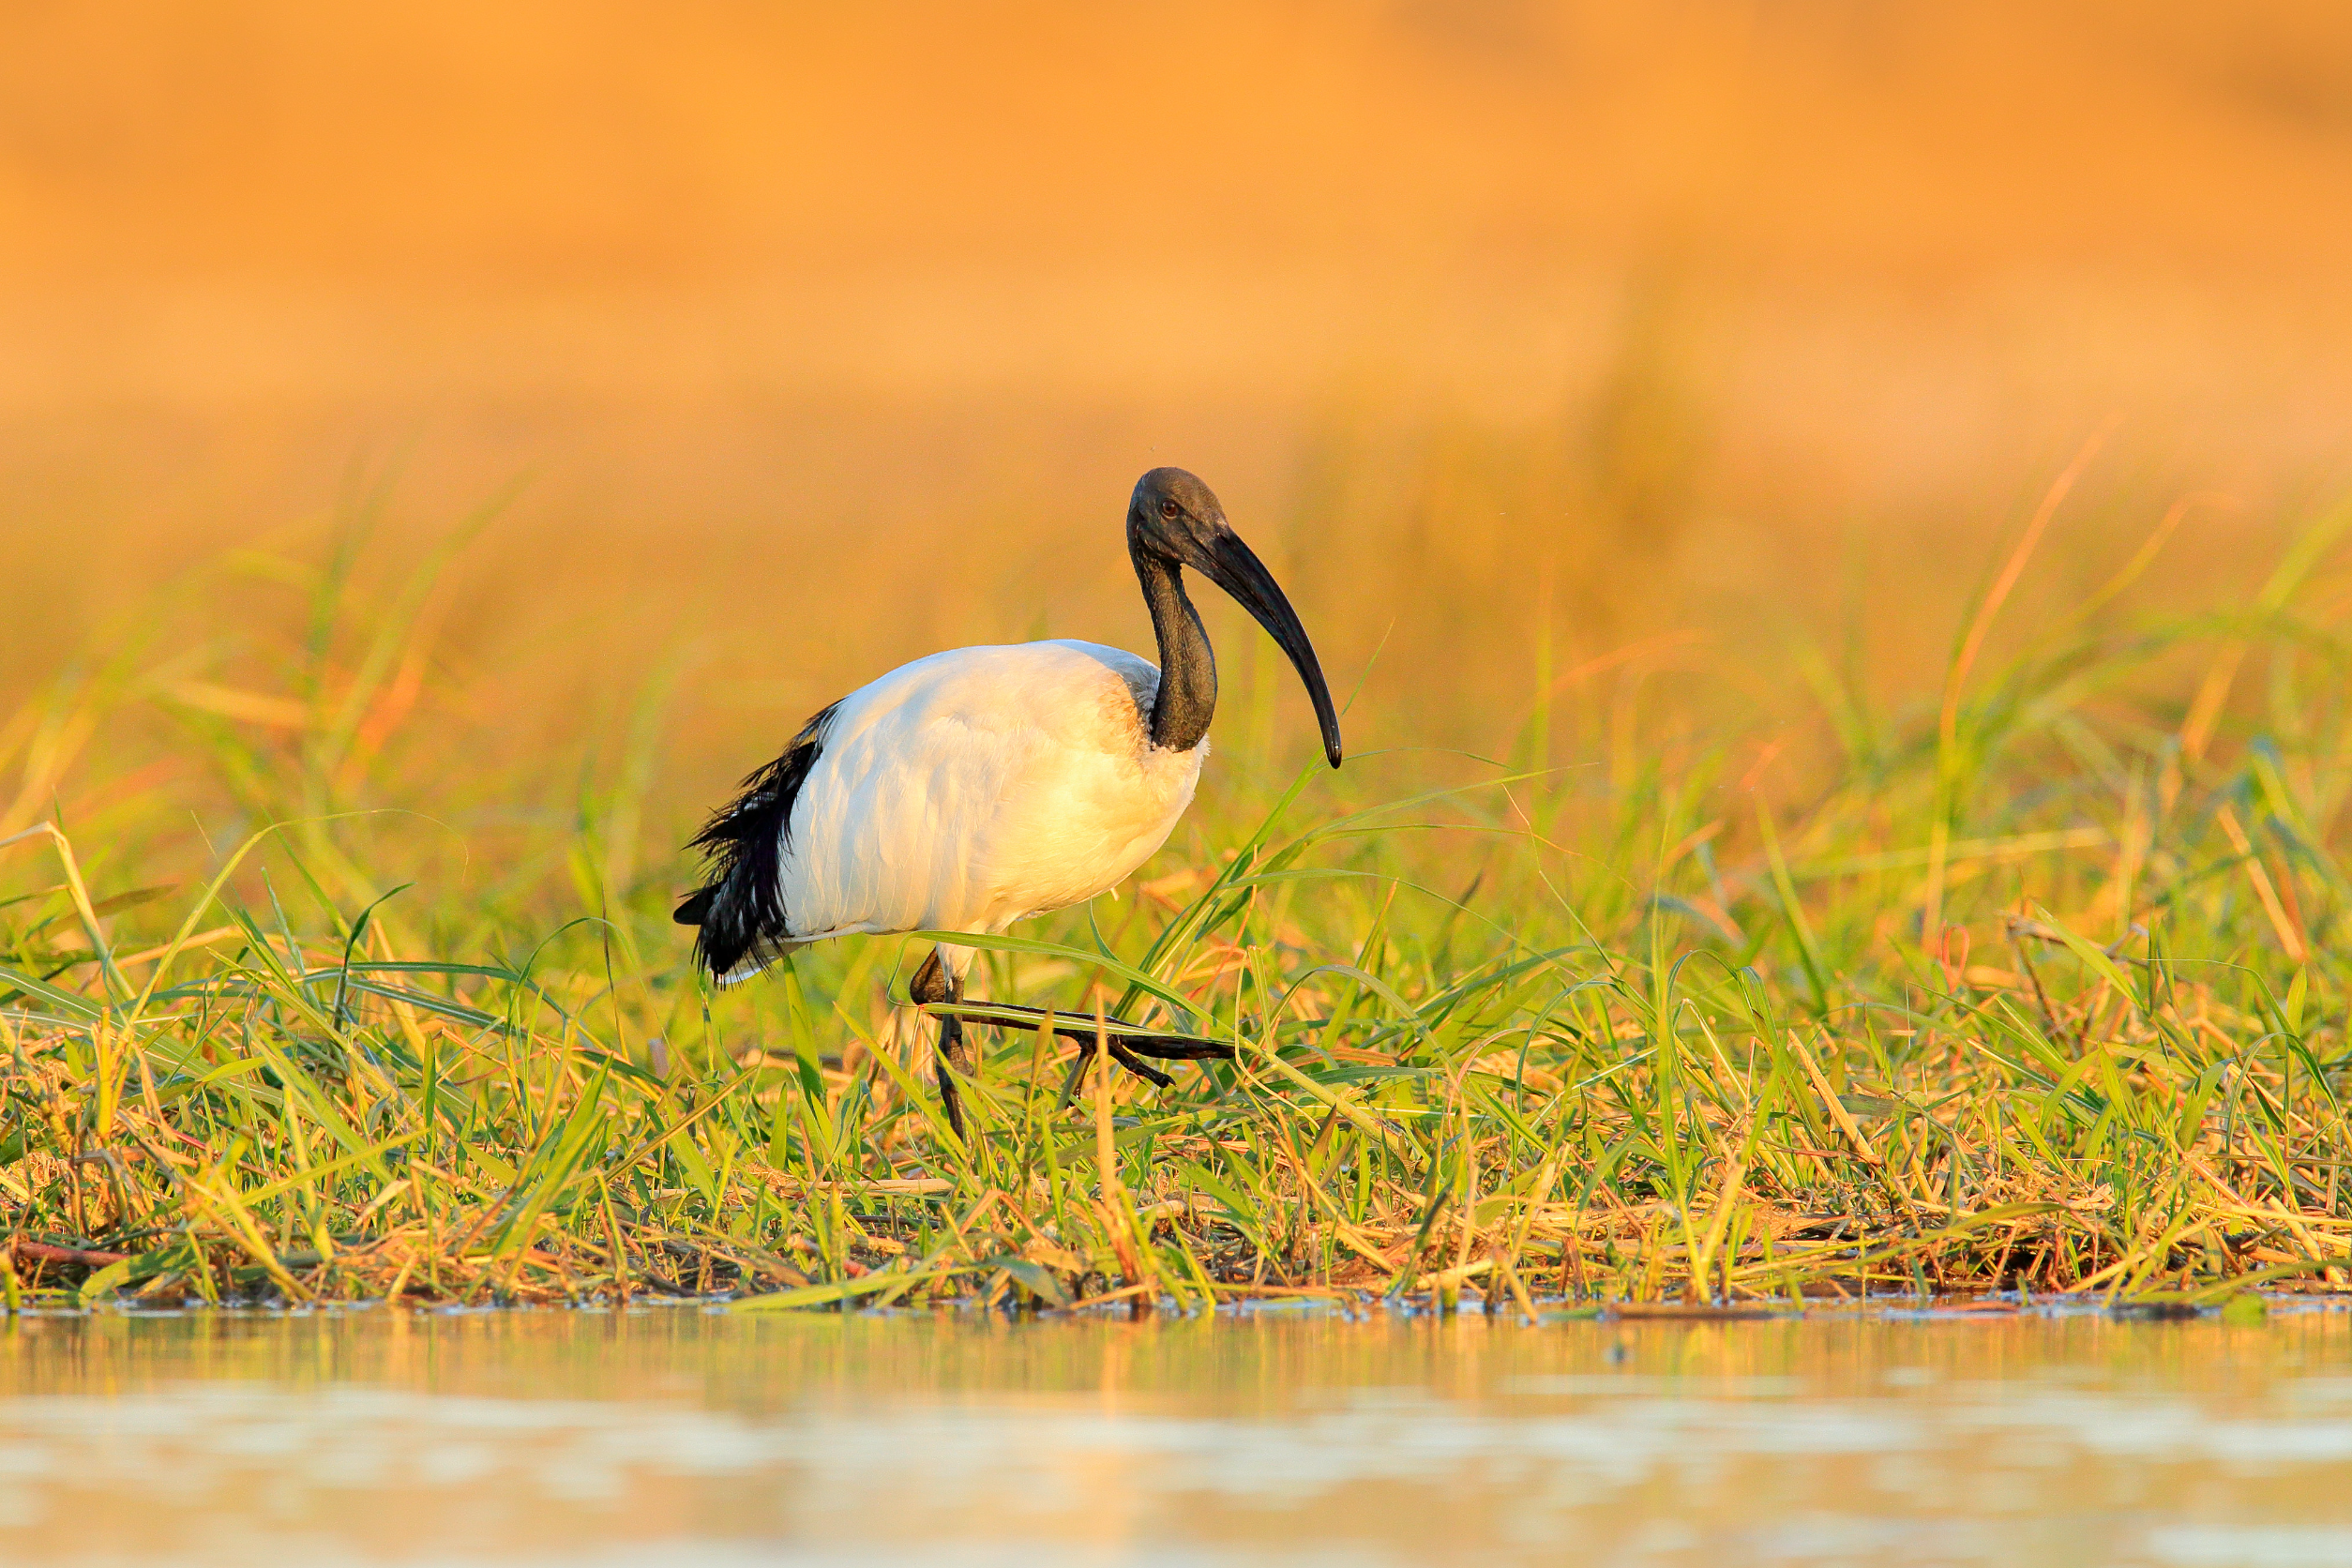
[676,701,837,978]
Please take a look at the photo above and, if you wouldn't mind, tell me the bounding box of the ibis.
[675,467,1343,1135]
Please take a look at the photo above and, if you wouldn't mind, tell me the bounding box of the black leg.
[937,1010,967,1139]
[912,970,1218,1131]
[925,998,1236,1063]
[1057,1048,1093,1108]
[1107,1041,1175,1088]
[1051,1038,1177,1096]
[911,948,969,1139]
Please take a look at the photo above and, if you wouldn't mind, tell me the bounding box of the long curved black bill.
[1196,531,1343,768]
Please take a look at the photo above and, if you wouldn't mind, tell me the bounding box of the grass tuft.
[5,502,2352,1315]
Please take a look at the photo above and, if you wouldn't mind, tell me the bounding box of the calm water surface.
[2,1303,2348,1566]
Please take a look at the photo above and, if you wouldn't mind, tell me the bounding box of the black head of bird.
[1125,466,1344,770]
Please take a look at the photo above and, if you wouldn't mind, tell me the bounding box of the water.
[2,1304,2349,1567]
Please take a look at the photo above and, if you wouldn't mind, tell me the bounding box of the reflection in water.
[1,1306,2348,1566]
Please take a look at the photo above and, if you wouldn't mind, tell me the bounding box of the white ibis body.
[676,467,1342,1135]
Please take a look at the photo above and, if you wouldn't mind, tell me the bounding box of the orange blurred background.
[6,0,2352,773]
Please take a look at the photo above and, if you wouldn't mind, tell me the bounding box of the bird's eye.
[1158,498,1181,520]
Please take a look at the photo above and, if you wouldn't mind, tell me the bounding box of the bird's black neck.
[1135,548,1215,753]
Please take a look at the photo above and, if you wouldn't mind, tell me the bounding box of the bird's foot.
[920,1000,1235,1063]
[1057,1038,1186,1104]
[916,998,1234,1105]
